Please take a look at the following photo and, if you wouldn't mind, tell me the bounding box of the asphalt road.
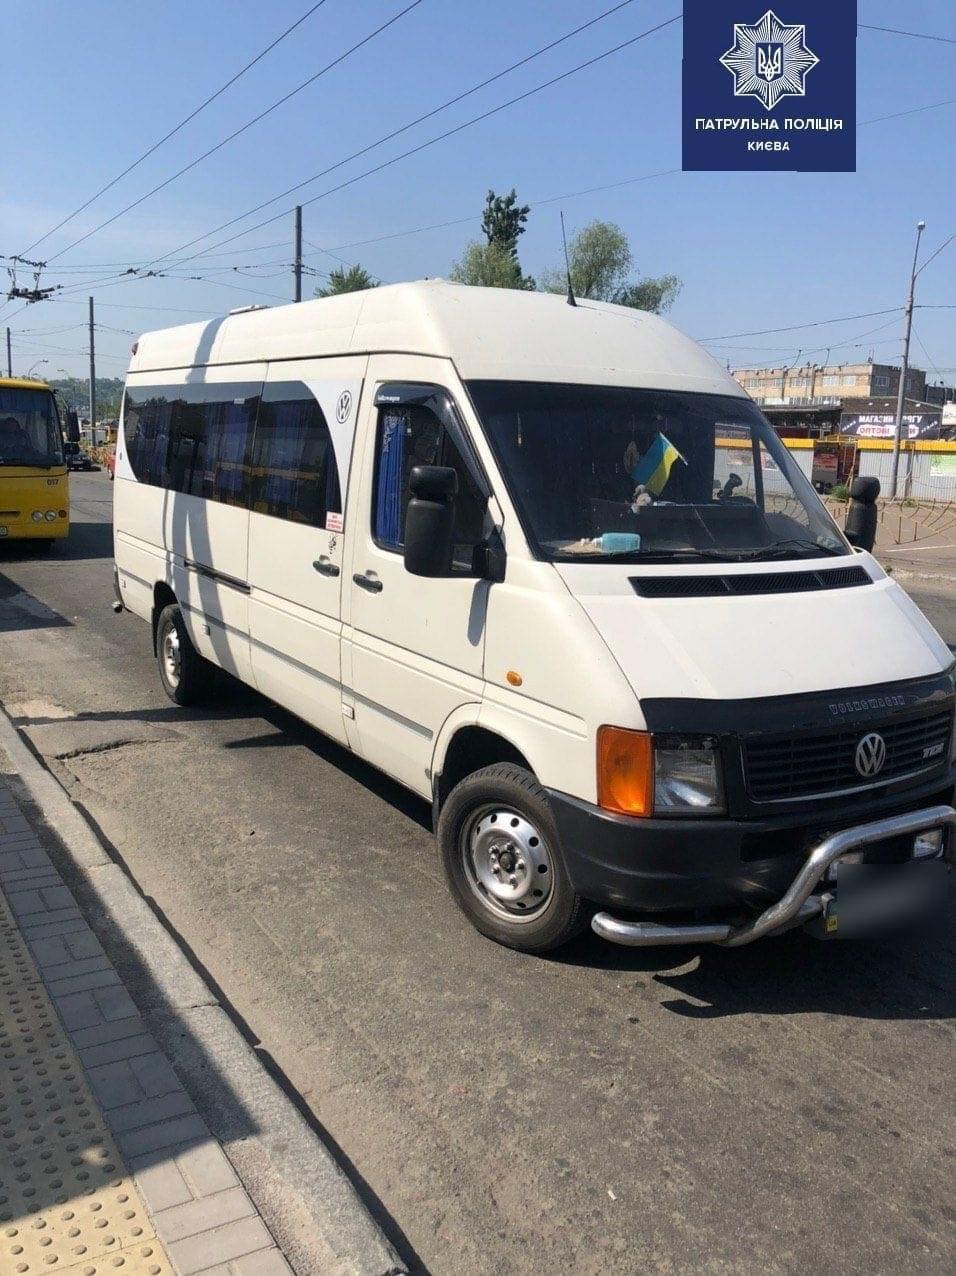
[1,472,954,1275]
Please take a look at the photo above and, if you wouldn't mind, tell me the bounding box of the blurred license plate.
[814,859,949,938]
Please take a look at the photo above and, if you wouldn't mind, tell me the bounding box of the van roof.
[128,279,745,397]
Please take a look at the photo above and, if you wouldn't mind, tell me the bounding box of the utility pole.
[293,205,303,303]
[889,220,925,500]
[5,327,11,378]
[88,296,97,444]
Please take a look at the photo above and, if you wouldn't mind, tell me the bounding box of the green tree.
[566,220,632,300]
[614,275,682,314]
[315,264,379,297]
[449,241,531,289]
[544,219,681,314]
[481,188,530,263]
[449,188,534,289]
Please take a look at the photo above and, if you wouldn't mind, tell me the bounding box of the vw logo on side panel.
[854,732,887,778]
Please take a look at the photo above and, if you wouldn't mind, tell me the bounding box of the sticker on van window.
[326,512,344,533]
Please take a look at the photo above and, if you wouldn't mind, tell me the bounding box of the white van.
[113,282,954,952]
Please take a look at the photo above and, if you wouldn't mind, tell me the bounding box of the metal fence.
[856,447,956,503]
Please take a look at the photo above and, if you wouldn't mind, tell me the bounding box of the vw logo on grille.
[854,732,887,778]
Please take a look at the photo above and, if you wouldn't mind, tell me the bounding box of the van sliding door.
[247,357,367,745]
[158,365,264,686]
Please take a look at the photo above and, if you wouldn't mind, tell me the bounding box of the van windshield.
[0,386,64,468]
[467,381,848,563]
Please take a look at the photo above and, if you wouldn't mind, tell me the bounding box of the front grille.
[631,565,871,598]
[742,710,952,802]
[0,510,20,518]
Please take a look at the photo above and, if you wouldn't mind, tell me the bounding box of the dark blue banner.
[682,2,857,172]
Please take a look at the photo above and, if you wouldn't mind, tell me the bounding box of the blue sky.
[2,0,953,382]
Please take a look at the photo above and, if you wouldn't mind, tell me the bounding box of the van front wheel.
[438,763,589,952]
[156,603,210,706]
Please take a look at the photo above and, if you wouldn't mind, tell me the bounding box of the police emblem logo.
[720,9,819,110]
[755,42,783,82]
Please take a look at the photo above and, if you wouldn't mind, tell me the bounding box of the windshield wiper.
[737,539,846,561]
[554,540,846,565]
[556,548,753,564]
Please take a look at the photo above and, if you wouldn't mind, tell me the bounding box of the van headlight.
[597,728,724,816]
[31,511,43,522]
[654,736,724,813]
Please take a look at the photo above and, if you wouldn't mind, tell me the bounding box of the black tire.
[438,763,590,953]
[156,602,211,706]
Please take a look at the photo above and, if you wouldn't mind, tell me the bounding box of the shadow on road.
[223,695,435,831]
[9,670,435,834]
[555,912,955,1022]
[0,518,112,562]
[0,571,71,631]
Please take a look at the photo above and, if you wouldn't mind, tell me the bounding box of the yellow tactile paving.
[0,895,173,1275]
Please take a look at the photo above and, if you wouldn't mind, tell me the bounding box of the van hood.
[555,557,953,702]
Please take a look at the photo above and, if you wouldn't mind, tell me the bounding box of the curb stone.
[0,703,408,1276]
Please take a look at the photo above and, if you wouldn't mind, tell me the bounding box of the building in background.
[733,359,927,406]
[731,359,956,439]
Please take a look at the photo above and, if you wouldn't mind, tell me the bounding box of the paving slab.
[0,758,402,1276]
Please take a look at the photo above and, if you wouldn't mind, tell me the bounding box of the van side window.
[372,400,486,566]
[123,389,176,487]
[124,382,258,502]
[251,383,341,527]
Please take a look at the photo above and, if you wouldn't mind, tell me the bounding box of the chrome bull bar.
[591,804,955,948]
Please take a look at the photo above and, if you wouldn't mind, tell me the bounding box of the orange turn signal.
[596,726,653,816]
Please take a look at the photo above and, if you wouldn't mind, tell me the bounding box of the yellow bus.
[0,377,70,550]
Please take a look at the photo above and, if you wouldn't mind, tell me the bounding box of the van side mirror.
[472,530,507,583]
[65,410,80,443]
[404,465,457,577]
[844,476,880,552]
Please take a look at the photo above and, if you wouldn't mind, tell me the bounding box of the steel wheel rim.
[161,623,181,688]
[461,805,554,923]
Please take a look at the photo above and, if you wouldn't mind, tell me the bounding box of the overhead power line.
[48,300,218,315]
[859,97,956,126]
[10,336,128,361]
[705,315,905,361]
[18,1,331,259]
[157,14,684,266]
[296,168,679,258]
[859,24,956,46]
[913,331,946,383]
[45,0,426,264]
[700,307,903,342]
[151,0,649,265]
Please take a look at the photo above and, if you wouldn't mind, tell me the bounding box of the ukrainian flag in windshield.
[629,432,682,497]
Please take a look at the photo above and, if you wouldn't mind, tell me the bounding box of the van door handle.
[313,557,340,577]
[353,571,383,593]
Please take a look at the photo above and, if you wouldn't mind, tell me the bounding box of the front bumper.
[0,520,69,540]
[590,805,954,946]
[547,767,956,913]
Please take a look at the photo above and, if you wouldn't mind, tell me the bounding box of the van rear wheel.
[156,603,210,706]
[438,763,589,952]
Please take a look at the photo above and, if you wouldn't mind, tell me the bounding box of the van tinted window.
[372,399,486,564]
[250,383,341,527]
[124,382,258,502]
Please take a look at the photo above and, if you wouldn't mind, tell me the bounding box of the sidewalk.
[0,724,406,1276]
[0,775,289,1275]
[872,508,956,585]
